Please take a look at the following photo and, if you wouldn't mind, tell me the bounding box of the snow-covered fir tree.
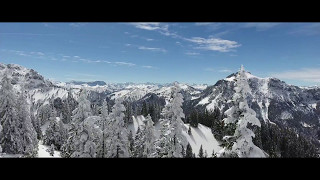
[107,97,130,158]
[218,65,265,158]
[58,115,68,145]
[0,72,38,156]
[0,76,18,154]
[128,130,134,155]
[155,82,187,158]
[61,90,77,124]
[61,89,93,157]
[131,114,156,158]
[44,109,66,150]
[37,104,52,126]
[30,105,42,140]
[155,117,170,157]
[16,90,38,156]
[97,100,111,158]
[72,116,101,157]
[133,126,144,157]
[167,83,187,157]
[0,74,23,154]
[142,114,156,157]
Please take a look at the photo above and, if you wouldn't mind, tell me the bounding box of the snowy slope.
[182,124,222,156]
[37,140,61,158]
[129,115,221,157]
[128,115,146,136]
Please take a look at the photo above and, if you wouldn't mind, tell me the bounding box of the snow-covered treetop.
[72,89,92,124]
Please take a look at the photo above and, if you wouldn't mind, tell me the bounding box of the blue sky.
[1,22,320,86]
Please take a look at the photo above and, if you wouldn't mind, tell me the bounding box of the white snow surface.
[191,96,200,100]
[198,96,210,105]
[182,124,222,156]
[191,84,208,90]
[128,115,146,136]
[37,140,61,158]
[224,76,235,82]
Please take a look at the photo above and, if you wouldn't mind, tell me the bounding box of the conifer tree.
[198,145,204,158]
[133,126,144,157]
[61,89,92,157]
[30,105,42,139]
[44,109,66,150]
[142,114,156,157]
[16,90,38,156]
[218,65,265,158]
[0,74,37,155]
[168,83,188,157]
[185,143,193,158]
[107,98,130,158]
[97,100,110,158]
[155,83,187,158]
[190,110,199,128]
[0,78,21,154]
[155,118,170,157]
[212,149,217,158]
[128,130,134,155]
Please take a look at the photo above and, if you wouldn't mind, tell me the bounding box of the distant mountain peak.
[67,80,107,86]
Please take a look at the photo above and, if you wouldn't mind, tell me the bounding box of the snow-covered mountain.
[2,63,320,148]
[185,71,320,146]
[0,63,81,109]
[0,63,206,114]
[105,82,204,102]
[67,80,107,86]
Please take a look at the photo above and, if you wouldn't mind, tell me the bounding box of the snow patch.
[191,84,208,90]
[128,115,146,136]
[301,122,312,128]
[198,96,210,105]
[183,124,222,157]
[37,140,61,158]
[280,111,293,120]
[225,76,235,82]
[191,96,200,100]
